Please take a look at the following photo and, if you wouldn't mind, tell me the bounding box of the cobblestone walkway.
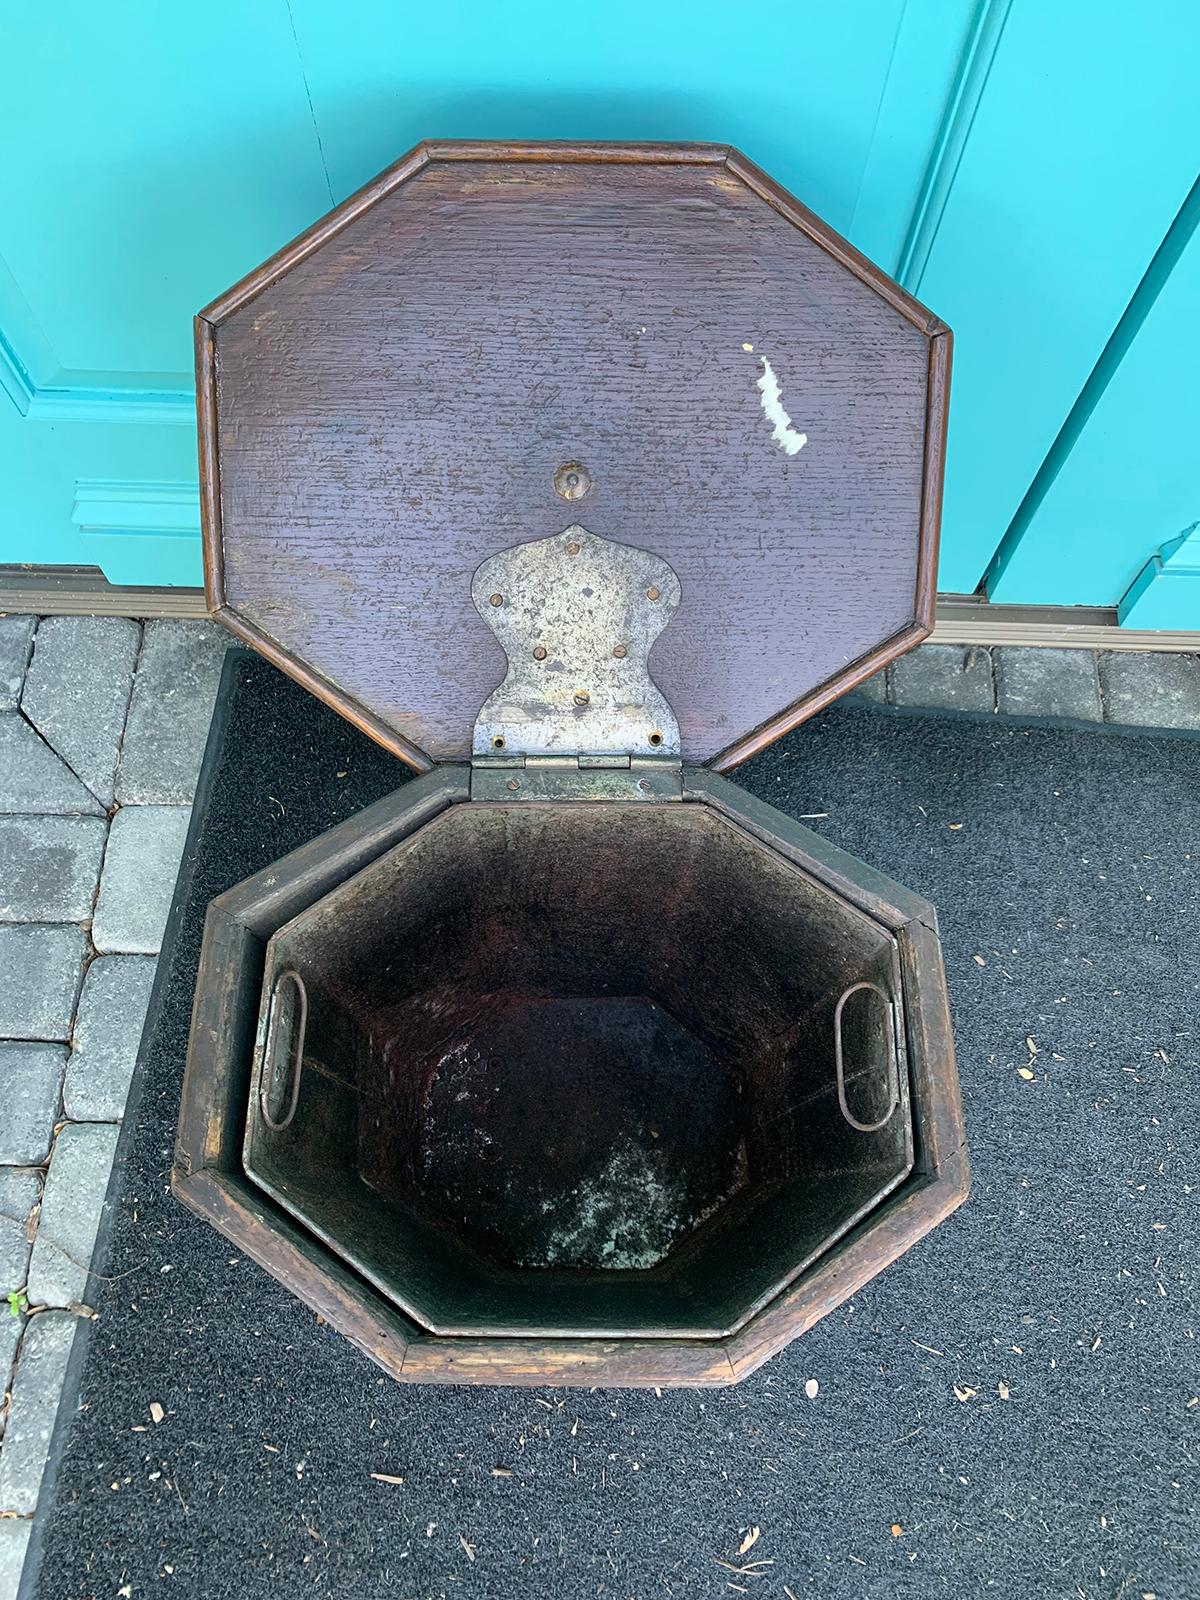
[0,626,1197,1598]
[0,617,227,1596]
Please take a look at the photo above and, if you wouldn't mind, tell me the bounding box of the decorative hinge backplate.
[470,524,683,785]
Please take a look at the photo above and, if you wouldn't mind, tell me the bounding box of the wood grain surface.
[203,142,947,767]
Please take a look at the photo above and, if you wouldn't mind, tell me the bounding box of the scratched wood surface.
[209,149,938,765]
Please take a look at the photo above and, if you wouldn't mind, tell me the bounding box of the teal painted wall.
[1,1,1198,622]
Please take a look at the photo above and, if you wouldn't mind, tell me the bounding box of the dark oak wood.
[176,765,966,1387]
[179,144,964,1387]
[197,140,950,771]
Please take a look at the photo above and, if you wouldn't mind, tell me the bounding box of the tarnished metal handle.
[259,969,307,1132]
[834,981,899,1134]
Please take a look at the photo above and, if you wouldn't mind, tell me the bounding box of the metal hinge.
[470,524,683,755]
[470,752,683,802]
[467,523,685,799]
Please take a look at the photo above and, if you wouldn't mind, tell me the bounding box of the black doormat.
[29,654,1198,1600]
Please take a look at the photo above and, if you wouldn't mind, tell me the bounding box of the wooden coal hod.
[174,140,967,1388]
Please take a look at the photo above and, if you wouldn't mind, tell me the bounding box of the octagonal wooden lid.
[197,141,950,772]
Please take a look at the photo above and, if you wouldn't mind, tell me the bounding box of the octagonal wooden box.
[174,141,967,1388]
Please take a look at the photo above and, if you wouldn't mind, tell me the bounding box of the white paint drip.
[756,356,808,456]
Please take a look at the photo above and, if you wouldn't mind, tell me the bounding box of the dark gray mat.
[29,654,1199,1600]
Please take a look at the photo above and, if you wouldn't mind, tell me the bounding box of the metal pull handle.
[259,968,307,1132]
[834,981,899,1133]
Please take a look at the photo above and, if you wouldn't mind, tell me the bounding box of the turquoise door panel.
[987,179,1200,617]
[0,395,199,580]
[0,0,330,584]
[848,1,980,273]
[0,0,1197,612]
[287,0,937,234]
[1119,527,1200,630]
[1,0,970,586]
[909,0,1200,597]
[1,1,330,386]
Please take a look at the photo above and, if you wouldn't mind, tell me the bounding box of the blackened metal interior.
[243,800,913,1337]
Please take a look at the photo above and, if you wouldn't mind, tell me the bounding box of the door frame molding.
[3,568,1196,652]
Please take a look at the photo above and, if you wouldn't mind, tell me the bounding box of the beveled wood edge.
[199,141,731,329]
[682,768,935,930]
[726,920,968,1381]
[724,1175,966,1382]
[214,766,466,932]
[174,1169,739,1388]
[177,1155,968,1390]
[423,139,730,165]
[723,148,947,338]
[711,328,950,772]
[917,330,952,632]
[176,902,263,1174]
[173,1167,418,1371]
[212,605,434,773]
[711,621,929,771]
[195,317,223,611]
[897,916,969,1191]
[199,143,433,326]
[177,768,467,1175]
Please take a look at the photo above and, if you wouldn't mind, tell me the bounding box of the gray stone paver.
[20,616,141,808]
[0,1047,65,1165]
[25,1122,120,1310]
[0,925,87,1041]
[890,643,996,713]
[91,805,191,954]
[0,616,36,712]
[0,1512,32,1597]
[848,666,888,703]
[115,619,228,803]
[0,815,107,922]
[1098,650,1200,730]
[63,955,156,1122]
[0,1310,77,1514]
[0,1170,41,1302]
[995,646,1103,722]
[0,715,103,817]
[0,1315,21,1436]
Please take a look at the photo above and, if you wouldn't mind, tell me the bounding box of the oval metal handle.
[834,980,899,1134]
[259,968,307,1132]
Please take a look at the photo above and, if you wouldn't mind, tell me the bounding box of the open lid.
[197,141,950,773]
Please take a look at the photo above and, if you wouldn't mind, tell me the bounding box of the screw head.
[573,690,590,707]
[532,646,547,661]
[506,778,521,792]
[637,778,653,793]
[565,540,581,556]
[488,592,504,607]
[646,585,661,602]
[612,644,627,659]
[554,462,591,501]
